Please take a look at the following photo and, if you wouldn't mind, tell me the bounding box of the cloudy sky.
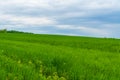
[0,0,120,38]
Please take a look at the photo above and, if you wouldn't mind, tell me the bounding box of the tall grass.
[0,33,120,80]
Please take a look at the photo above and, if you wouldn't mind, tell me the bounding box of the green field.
[0,33,120,80]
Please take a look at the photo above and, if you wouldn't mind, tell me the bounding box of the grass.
[0,33,120,80]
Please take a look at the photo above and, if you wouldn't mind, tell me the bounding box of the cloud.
[56,25,109,36]
[0,0,120,38]
[0,14,56,25]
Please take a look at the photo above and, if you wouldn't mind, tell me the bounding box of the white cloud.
[0,0,120,20]
[0,14,56,25]
[56,25,109,36]
[0,0,120,38]
[1,0,120,10]
[80,0,120,10]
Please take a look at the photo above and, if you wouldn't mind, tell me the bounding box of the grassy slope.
[0,33,120,80]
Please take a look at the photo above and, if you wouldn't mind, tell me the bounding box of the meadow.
[0,33,120,80]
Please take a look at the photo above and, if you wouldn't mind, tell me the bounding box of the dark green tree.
[0,29,7,33]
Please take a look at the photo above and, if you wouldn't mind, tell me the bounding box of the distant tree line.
[0,29,33,34]
[0,29,7,33]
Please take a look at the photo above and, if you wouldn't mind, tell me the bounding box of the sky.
[0,0,120,38]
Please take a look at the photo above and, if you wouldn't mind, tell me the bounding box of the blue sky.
[0,0,120,38]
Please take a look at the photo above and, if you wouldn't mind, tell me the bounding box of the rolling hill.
[0,33,120,80]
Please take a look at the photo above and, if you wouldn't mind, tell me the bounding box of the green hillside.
[0,33,120,80]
